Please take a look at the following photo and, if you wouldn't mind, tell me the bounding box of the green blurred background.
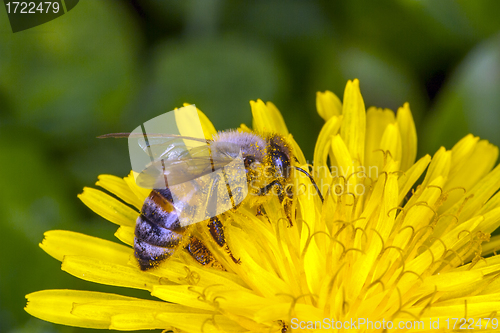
[1,1,500,332]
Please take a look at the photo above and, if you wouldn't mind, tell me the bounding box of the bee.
[100,130,322,271]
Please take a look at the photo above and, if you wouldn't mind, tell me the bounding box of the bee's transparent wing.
[120,133,211,161]
[122,127,213,177]
[168,150,249,227]
[135,142,248,226]
[135,142,241,188]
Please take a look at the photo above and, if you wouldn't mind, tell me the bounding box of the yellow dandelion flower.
[26,80,500,332]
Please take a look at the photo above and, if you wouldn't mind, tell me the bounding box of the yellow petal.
[420,147,451,189]
[250,99,288,135]
[365,107,395,171]
[61,255,161,291]
[379,123,402,168]
[420,270,484,292]
[441,138,499,212]
[75,298,196,331]
[397,154,431,204]
[40,230,131,264]
[313,115,342,186]
[316,90,342,121]
[238,123,252,132]
[341,79,366,166]
[397,103,417,171]
[474,206,500,235]
[303,236,324,296]
[406,301,500,320]
[213,288,285,318]
[152,285,218,311]
[109,312,167,331]
[448,163,500,224]
[25,290,138,329]
[331,134,356,184]
[226,243,291,298]
[123,171,151,202]
[481,234,500,256]
[455,255,500,273]
[157,312,246,333]
[376,172,399,242]
[392,176,444,251]
[435,293,500,314]
[266,101,289,134]
[182,103,217,139]
[95,174,143,210]
[253,302,323,323]
[78,187,138,227]
[412,215,483,273]
[114,225,135,246]
[287,133,306,166]
[153,257,247,289]
[450,134,479,168]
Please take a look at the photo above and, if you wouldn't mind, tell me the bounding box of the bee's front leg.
[257,180,293,226]
[256,205,265,216]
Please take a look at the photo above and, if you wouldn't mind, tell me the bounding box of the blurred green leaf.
[235,1,330,40]
[456,0,500,38]
[0,127,76,330]
[0,1,141,145]
[311,45,426,123]
[422,33,500,155]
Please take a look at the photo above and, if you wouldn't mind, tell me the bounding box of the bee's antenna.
[97,133,213,143]
[292,166,324,203]
[97,133,131,138]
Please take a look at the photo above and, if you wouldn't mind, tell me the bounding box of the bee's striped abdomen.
[141,189,182,230]
[134,189,186,270]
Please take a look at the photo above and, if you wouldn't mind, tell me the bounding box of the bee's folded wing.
[135,141,244,189]
[138,137,207,161]
[169,156,249,227]
[135,157,234,188]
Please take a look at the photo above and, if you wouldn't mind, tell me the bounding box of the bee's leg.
[198,173,240,265]
[279,320,289,333]
[254,205,273,225]
[256,205,265,216]
[208,216,241,264]
[258,180,293,226]
[185,236,226,271]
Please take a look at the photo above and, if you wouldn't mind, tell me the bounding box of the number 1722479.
[5,2,60,14]
[445,318,498,330]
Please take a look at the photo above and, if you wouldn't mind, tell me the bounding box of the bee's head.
[213,131,293,181]
[266,134,292,180]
